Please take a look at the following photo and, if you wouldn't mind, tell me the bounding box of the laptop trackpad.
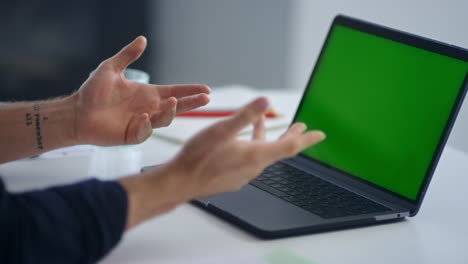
[198,184,324,232]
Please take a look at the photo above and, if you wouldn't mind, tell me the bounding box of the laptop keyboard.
[250,163,391,219]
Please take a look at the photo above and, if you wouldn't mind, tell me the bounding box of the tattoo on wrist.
[25,103,48,150]
[25,113,32,126]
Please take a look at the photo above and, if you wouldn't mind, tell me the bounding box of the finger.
[261,130,326,161]
[109,36,147,72]
[216,97,269,137]
[175,93,210,114]
[279,122,307,140]
[126,113,153,144]
[252,115,265,140]
[157,84,211,99]
[150,97,177,128]
[151,97,176,117]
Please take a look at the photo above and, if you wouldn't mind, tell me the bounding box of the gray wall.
[149,0,291,88]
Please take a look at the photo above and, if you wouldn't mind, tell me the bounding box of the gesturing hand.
[167,97,326,200]
[119,97,325,229]
[72,36,210,146]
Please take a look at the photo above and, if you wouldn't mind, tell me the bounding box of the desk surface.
[1,91,468,264]
[1,136,467,264]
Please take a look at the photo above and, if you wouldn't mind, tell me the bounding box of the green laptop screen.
[295,24,468,200]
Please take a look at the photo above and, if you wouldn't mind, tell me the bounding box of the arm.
[0,36,210,163]
[0,37,324,263]
[0,36,211,263]
[0,97,324,263]
[0,97,78,163]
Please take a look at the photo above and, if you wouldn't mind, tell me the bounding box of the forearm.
[0,95,79,163]
[118,163,189,230]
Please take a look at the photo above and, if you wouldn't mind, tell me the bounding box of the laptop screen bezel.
[293,14,468,214]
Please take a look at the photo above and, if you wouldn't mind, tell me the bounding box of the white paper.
[153,85,300,144]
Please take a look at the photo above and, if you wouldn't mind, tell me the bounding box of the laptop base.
[194,184,408,239]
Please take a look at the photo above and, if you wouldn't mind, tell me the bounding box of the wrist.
[159,160,197,204]
[51,94,80,146]
[146,162,190,205]
[63,93,80,145]
[27,95,81,150]
[119,163,186,230]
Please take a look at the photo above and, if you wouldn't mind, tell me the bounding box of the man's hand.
[168,97,325,199]
[0,36,209,163]
[119,97,325,229]
[71,36,210,146]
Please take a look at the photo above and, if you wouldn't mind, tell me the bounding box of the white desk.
[1,93,468,264]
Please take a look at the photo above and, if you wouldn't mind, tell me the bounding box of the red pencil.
[177,109,278,118]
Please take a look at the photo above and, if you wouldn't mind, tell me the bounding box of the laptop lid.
[293,15,468,215]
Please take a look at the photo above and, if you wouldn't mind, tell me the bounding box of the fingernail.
[137,35,147,43]
[252,97,269,112]
[315,131,326,141]
[200,93,210,104]
[295,122,307,131]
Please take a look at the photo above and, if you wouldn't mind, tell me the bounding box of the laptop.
[191,15,468,238]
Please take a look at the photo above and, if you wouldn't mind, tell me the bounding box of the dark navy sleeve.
[0,178,128,264]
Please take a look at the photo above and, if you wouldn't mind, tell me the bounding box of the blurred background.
[0,0,467,153]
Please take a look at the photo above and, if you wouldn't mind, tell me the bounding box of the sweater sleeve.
[0,178,128,264]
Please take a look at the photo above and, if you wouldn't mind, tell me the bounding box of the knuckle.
[99,59,113,70]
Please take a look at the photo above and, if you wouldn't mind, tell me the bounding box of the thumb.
[110,36,147,72]
[126,113,153,144]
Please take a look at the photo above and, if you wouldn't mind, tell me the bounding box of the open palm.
[72,36,210,146]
